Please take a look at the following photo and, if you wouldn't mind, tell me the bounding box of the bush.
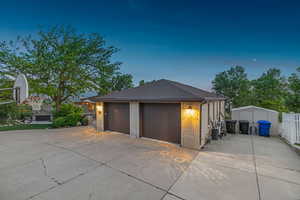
[52,103,84,128]
[0,103,32,124]
[65,113,82,126]
[52,117,66,128]
[80,117,89,126]
[17,104,33,120]
[53,104,83,119]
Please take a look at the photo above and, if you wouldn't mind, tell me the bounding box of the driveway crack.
[40,158,62,185]
[44,142,104,165]
[88,192,94,200]
[159,152,199,200]
[40,158,48,177]
[27,162,103,200]
[250,135,262,200]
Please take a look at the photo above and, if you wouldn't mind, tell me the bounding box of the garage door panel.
[141,103,181,144]
[104,103,130,134]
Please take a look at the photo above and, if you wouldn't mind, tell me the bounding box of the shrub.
[0,103,32,124]
[65,113,82,126]
[17,104,33,120]
[52,117,66,128]
[52,103,84,128]
[53,103,83,119]
[0,103,17,123]
[80,117,89,126]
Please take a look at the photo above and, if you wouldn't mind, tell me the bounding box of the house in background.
[87,79,226,149]
[74,99,96,124]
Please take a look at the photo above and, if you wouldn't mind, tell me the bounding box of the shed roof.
[87,79,226,103]
[232,106,278,113]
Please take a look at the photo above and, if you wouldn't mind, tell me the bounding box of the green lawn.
[0,124,52,131]
[295,143,300,147]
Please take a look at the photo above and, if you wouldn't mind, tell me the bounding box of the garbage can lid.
[226,120,237,123]
[257,120,271,124]
[239,120,249,123]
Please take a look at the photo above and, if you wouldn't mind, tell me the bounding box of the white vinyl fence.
[282,113,300,144]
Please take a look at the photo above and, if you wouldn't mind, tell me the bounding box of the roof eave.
[88,97,207,103]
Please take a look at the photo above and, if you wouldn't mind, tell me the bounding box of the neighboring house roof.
[232,106,279,113]
[74,99,95,104]
[87,79,226,103]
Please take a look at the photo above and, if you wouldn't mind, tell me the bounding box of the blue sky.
[0,0,299,90]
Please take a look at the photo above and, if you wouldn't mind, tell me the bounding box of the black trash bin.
[226,120,237,134]
[211,128,219,140]
[239,120,249,134]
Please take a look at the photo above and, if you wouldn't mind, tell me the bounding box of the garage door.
[104,103,130,134]
[141,103,181,144]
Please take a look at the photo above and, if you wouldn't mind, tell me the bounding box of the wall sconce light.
[96,105,103,114]
[186,105,195,116]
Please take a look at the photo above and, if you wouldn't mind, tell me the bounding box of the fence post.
[295,114,300,143]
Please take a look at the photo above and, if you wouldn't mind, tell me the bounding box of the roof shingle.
[87,79,226,102]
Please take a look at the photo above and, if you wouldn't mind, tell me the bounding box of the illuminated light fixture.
[186,105,195,116]
[96,105,103,114]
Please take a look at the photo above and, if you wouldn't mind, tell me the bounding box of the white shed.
[232,106,279,136]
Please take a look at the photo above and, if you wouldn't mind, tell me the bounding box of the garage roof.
[87,79,226,102]
[232,106,278,113]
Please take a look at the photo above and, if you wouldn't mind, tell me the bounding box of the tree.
[0,42,14,102]
[0,26,133,111]
[251,68,287,112]
[286,67,300,112]
[139,79,156,86]
[111,74,133,92]
[94,72,133,96]
[0,75,14,102]
[212,66,251,107]
[139,80,146,86]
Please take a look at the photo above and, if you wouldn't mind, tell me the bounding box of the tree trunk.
[55,97,62,112]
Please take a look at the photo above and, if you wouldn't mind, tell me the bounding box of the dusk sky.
[0,0,299,90]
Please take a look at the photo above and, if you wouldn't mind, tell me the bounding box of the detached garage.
[88,79,226,149]
[232,106,279,136]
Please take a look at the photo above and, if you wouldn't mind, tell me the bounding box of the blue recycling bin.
[257,120,271,137]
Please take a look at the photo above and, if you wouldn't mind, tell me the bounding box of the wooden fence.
[282,113,300,144]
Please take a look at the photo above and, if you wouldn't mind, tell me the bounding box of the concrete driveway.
[0,127,299,200]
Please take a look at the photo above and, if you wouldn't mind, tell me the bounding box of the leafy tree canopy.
[212,66,251,107]
[286,67,300,112]
[95,73,133,96]
[212,66,300,113]
[0,25,133,110]
[0,74,14,102]
[139,80,146,86]
[251,68,287,112]
[139,79,156,86]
